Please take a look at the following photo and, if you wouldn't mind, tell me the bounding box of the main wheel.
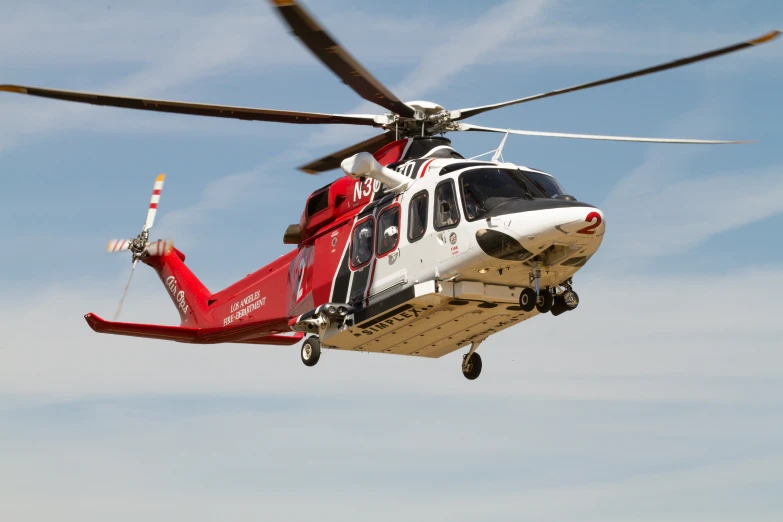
[536,290,554,313]
[301,336,321,367]
[462,352,482,380]
[519,288,537,312]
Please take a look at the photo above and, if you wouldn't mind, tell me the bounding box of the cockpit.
[459,167,569,220]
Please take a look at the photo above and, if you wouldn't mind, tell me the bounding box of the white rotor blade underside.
[456,123,751,145]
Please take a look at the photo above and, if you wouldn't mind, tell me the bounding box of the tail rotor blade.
[143,173,165,233]
[145,238,174,257]
[107,239,131,253]
[113,259,138,320]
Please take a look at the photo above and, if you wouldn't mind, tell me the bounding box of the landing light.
[478,268,489,274]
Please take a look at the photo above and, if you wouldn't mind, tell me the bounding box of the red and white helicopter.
[2,1,777,379]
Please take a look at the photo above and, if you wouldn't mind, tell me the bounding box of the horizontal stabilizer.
[84,313,198,342]
[236,333,305,346]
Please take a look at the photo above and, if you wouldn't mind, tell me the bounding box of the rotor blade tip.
[271,0,295,6]
[750,30,781,45]
[0,84,25,93]
[300,168,319,175]
[156,173,165,182]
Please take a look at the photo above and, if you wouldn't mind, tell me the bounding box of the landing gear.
[536,290,554,313]
[551,289,579,316]
[519,288,537,312]
[301,336,321,367]
[462,341,483,380]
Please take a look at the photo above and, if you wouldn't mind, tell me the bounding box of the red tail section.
[143,248,211,327]
[87,246,300,344]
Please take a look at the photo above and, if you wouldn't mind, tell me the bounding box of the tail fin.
[143,247,210,326]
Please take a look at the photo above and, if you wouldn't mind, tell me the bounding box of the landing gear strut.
[301,336,321,367]
[462,341,483,380]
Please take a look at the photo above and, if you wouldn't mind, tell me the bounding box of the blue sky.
[1,0,782,520]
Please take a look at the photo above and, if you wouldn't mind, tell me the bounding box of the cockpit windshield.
[460,167,569,220]
[520,170,567,198]
[460,168,535,221]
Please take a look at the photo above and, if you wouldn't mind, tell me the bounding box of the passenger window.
[377,206,400,256]
[434,180,460,230]
[408,190,428,242]
[351,218,374,268]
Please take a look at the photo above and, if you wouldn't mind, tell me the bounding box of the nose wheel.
[301,336,321,367]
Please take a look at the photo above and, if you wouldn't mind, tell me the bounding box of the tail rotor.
[108,174,172,320]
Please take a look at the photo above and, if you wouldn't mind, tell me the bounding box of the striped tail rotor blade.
[107,239,131,253]
[143,173,165,233]
[113,259,138,320]
[145,238,174,257]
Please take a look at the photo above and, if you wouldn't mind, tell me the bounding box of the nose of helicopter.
[476,199,605,261]
[487,199,603,235]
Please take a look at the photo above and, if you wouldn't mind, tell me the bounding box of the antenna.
[491,130,510,162]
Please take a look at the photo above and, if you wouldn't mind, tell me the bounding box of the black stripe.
[349,264,371,304]
[331,248,351,303]
[357,304,415,328]
[354,286,416,325]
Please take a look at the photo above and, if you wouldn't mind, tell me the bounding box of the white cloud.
[603,163,783,260]
[0,392,781,521]
[159,171,268,234]
[1,265,781,401]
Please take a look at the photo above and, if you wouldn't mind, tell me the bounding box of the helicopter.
[1,1,777,380]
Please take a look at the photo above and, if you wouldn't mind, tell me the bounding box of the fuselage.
[86,137,605,355]
[288,145,605,319]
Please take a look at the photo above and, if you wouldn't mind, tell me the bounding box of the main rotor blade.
[0,85,382,127]
[270,0,416,119]
[457,123,752,144]
[299,131,397,174]
[455,30,780,120]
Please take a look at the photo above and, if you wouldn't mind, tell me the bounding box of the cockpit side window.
[307,188,330,216]
[350,218,374,269]
[434,180,460,230]
[377,205,400,256]
[408,190,428,242]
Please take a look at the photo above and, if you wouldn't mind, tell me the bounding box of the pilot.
[355,226,372,264]
[463,184,480,219]
[382,225,399,252]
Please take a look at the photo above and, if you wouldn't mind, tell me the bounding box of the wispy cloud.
[158,170,269,239]
[603,162,783,260]
[2,265,781,400]
[0,3,308,153]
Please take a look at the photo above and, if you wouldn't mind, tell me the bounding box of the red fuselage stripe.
[420,159,436,178]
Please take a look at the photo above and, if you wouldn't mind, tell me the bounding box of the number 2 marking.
[576,211,602,235]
